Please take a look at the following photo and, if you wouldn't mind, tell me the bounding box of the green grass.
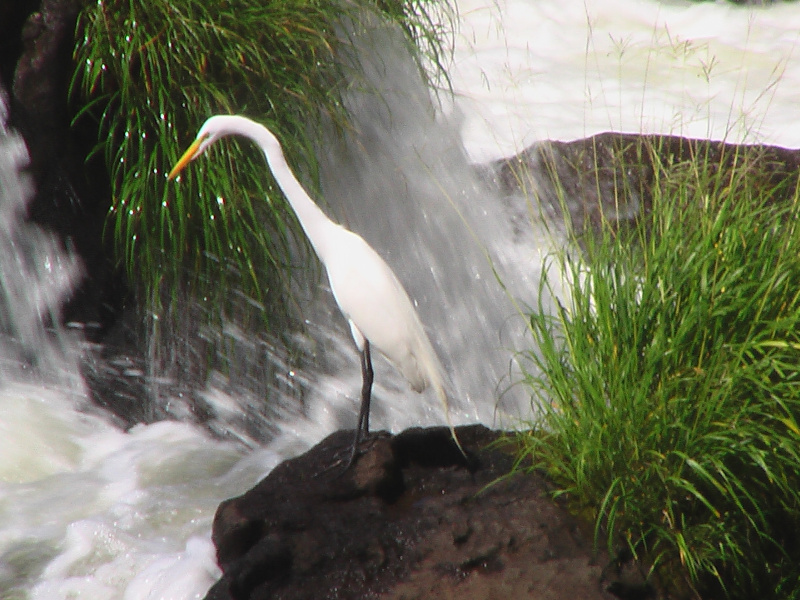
[517,141,800,598]
[69,0,453,376]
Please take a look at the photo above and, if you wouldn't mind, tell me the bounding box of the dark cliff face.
[2,0,123,337]
[0,0,39,90]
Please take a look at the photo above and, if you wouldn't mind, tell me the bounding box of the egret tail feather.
[432,378,466,460]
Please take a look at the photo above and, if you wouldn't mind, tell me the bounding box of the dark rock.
[486,132,800,236]
[12,0,81,131]
[205,425,655,600]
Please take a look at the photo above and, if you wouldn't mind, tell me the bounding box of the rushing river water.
[3,1,800,598]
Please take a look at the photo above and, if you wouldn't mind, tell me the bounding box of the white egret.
[168,115,464,465]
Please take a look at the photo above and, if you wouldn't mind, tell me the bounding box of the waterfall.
[0,92,84,388]
[309,15,562,428]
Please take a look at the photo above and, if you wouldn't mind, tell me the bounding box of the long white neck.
[220,116,338,261]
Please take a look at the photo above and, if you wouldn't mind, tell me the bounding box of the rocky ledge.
[203,425,654,600]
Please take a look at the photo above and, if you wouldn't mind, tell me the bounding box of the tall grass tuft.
[70,0,453,380]
[518,141,800,598]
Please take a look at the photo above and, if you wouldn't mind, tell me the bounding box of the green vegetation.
[70,0,452,357]
[517,142,800,598]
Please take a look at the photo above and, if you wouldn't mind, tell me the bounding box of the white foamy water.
[452,0,800,162]
[3,1,800,598]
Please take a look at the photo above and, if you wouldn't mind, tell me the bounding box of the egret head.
[168,115,281,180]
[168,116,238,180]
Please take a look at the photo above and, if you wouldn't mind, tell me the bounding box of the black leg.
[358,340,373,435]
[346,340,373,468]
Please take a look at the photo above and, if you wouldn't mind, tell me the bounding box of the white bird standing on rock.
[168,115,464,466]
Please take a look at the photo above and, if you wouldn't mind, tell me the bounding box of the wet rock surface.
[486,132,800,237]
[204,425,654,600]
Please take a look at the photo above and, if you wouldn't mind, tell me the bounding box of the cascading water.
[0,92,276,598]
[0,97,83,387]
[3,0,800,598]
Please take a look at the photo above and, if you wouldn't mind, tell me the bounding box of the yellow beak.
[167,137,204,180]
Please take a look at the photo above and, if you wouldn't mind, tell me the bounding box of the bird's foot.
[342,447,362,471]
[341,430,374,472]
[314,429,373,478]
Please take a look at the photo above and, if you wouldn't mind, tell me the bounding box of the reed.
[517,140,800,598]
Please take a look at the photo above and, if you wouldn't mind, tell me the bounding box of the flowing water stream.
[2,0,800,598]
